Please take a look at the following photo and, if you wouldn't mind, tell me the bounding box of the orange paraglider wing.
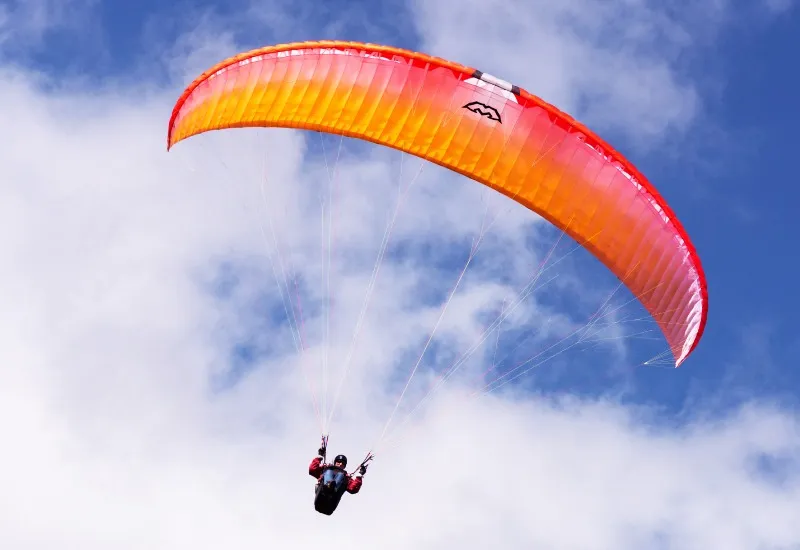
[167,40,707,366]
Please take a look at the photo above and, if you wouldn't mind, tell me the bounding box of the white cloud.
[0,0,99,52]
[0,0,798,548]
[763,0,795,13]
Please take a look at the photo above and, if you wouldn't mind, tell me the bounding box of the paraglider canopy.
[167,40,707,367]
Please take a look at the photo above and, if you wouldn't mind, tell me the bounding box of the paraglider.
[309,438,370,515]
[166,39,708,514]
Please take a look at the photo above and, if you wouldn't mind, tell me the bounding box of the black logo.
[462,101,502,123]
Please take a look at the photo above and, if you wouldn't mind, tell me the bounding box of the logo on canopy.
[462,101,502,123]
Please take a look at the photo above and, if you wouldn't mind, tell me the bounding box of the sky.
[1,0,800,548]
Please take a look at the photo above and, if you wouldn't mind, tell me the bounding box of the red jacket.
[309,456,362,494]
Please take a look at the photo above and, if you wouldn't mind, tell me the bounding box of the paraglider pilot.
[309,442,368,515]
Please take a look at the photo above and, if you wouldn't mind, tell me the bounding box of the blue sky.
[2,0,799,547]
